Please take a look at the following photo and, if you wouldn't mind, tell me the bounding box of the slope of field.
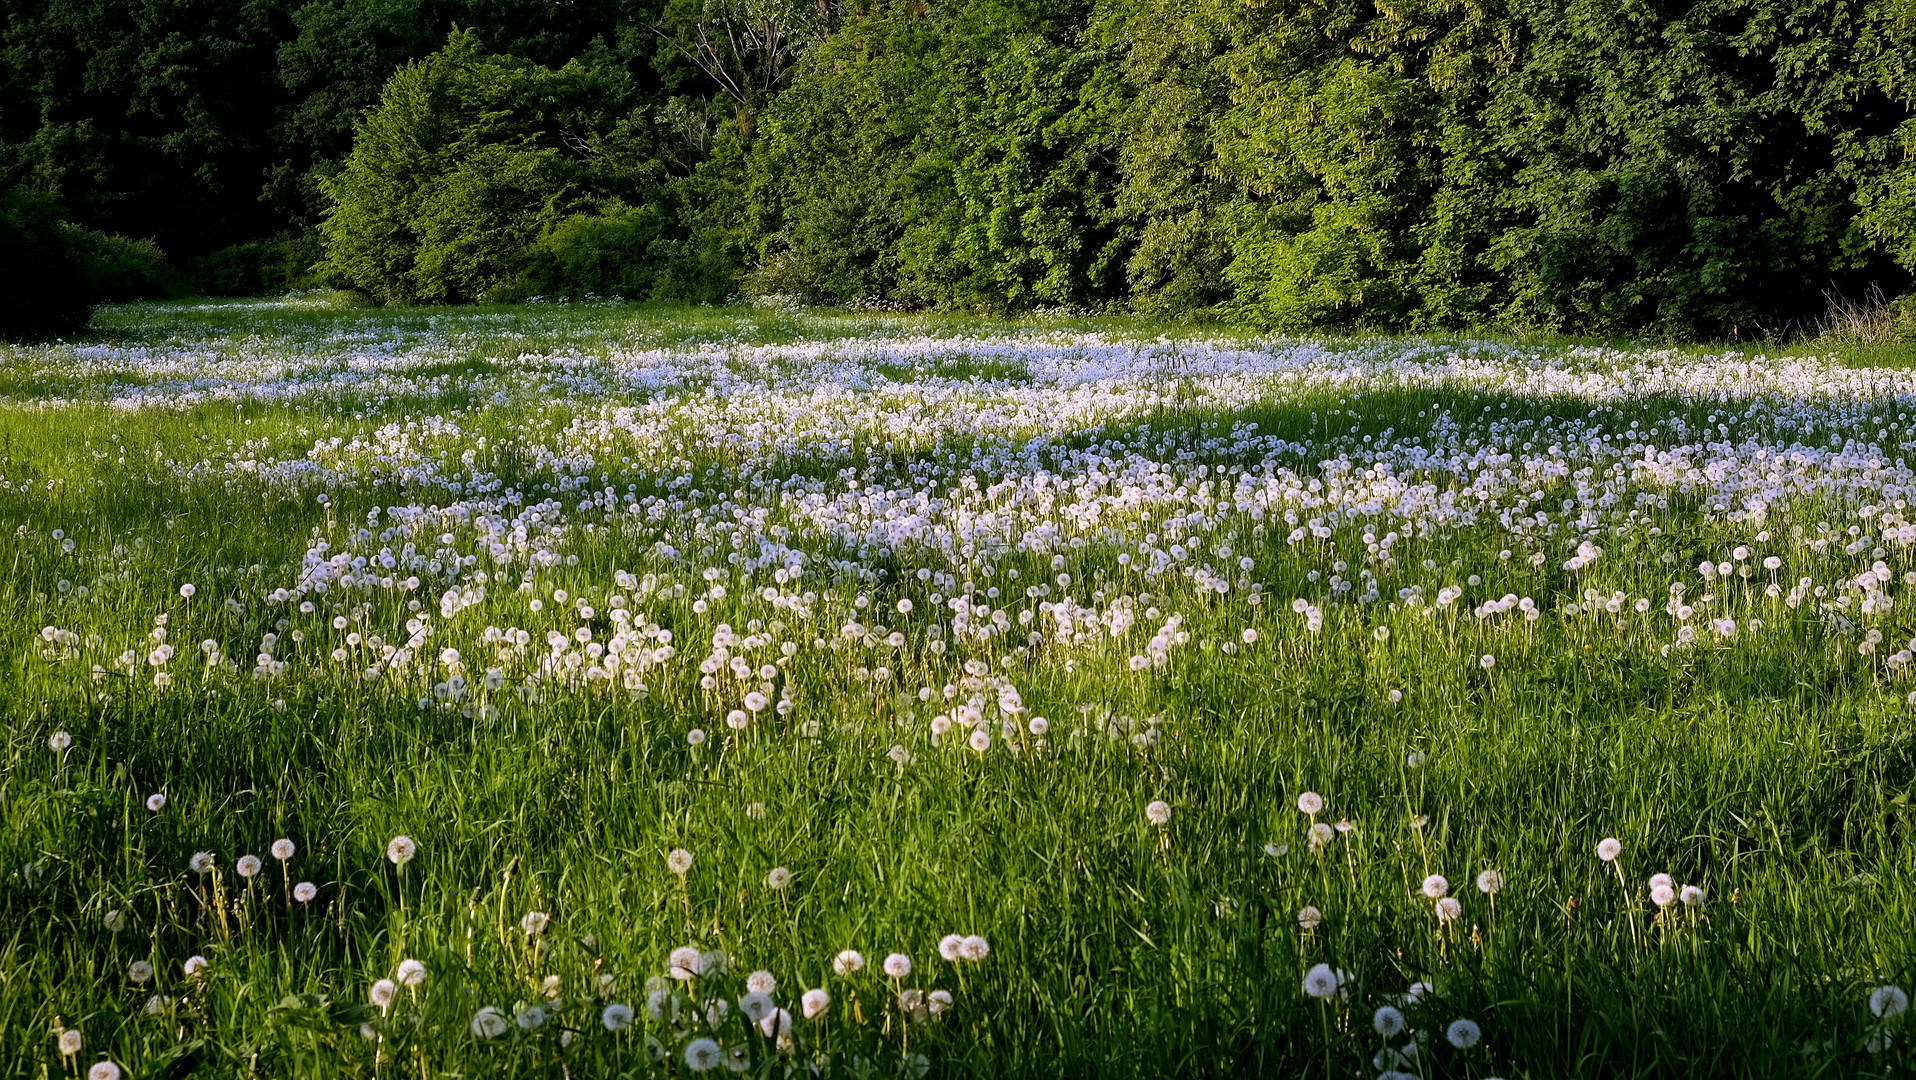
[2,299,1913,1078]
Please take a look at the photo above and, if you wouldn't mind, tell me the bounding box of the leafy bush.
[63,229,184,301]
[0,188,96,339]
[319,31,622,304]
[189,234,325,297]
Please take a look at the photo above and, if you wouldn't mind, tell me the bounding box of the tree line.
[4,0,1916,339]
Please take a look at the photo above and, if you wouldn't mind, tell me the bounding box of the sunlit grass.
[3,299,1914,1079]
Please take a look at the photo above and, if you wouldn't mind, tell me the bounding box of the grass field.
[4,296,1915,1079]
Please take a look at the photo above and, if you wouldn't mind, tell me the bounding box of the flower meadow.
[4,298,1915,1078]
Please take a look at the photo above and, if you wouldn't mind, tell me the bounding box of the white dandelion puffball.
[1373,1005,1406,1037]
[666,848,694,875]
[802,988,831,1018]
[370,979,397,1008]
[927,990,952,1017]
[128,961,153,984]
[179,583,196,598]
[48,731,71,752]
[684,1037,723,1072]
[521,910,550,935]
[1435,897,1463,922]
[184,955,208,977]
[189,851,215,874]
[1308,823,1336,847]
[1264,842,1288,858]
[1650,882,1677,907]
[726,710,749,730]
[271,839,295,861]
[883,953,913,979]
[470,1006,508,1040]
[516,1005,546,1031]
[739,991,774,1023]
[236,855,262,879]
[602,1003,634,1031]
[1297,906,1323,930]
[1476,870,1504,894]
[1297,791,1324,815]
[1145,800,1172,826]
[968,727,991,752]
[939,934,964,961]
[1648,872,1673,890]
[1422,874,1449,898]
[103,910,125,932]
[386,836,417,865]
[959,935,990,961]
[87,1063,121,1080]
[1479,654,1495,669]
[294,881,318,903]
[668,945,703,979]
[1869,985,1910,1019]
[1302,963,1340,999]
[687,728,707,745]
[833,949,866,976]
[746,970,776,995]
[1407,980,1432,1003]
[146,793,166,812]
[1405,751,1427,769]
[1596,837,1623,862]
[1447,1019,1482,1049]
[1679,884,1705,907]
[767,866,793,890]
[396,959,426,986]
[58,1028,82,1055]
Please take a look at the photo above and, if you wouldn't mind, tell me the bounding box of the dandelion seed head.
[385,836,417,865]
[470,1006,508,1040]
[1447,1019,1482,1049]
[683,1037,722,1072]
[1302,963,1340,999]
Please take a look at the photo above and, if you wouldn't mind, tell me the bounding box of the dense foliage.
[4,0,1916,333]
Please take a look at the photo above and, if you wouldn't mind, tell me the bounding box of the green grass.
[2,298,1914,1079]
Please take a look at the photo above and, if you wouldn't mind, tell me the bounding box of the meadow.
[3,296,1914,1079]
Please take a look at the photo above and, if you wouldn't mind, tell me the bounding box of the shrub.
[64,229,186,301]
[189,234,324,296]
[0,188,96,340]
